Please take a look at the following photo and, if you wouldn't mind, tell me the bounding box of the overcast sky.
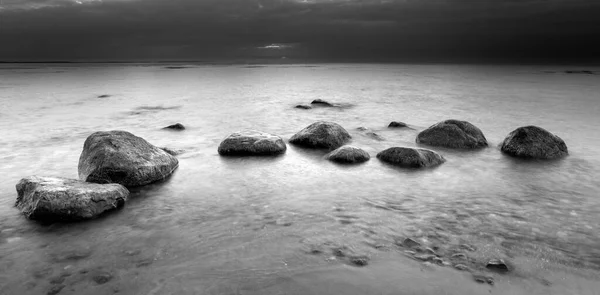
[1,0,599,62]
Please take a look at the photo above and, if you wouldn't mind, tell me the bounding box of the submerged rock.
[377,147,445,168]
[388,121,408,128]
[416,119,488,149]
[311,99,334,107]
[162,123,185,130]
[325,145,370,164]
[15,176,128,221]
[500,126,568,159]
[295,104,312,110]
[348,255,369,267]
[486,259,509,272]
[78,130,179,187]
[473,274,494,285]
[289,121,351,149]
[218,131,286,156]
[97,94,111,98]
[454,264,469,271]
[401,238,421,248]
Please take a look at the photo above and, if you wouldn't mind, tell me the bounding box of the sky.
[1,0,599,62]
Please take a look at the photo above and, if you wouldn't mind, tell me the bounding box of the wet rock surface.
[500,126,568,159]
[15,176,128,221]
[78,130,179,187]
[325,145,370,164]
[416,119,488,149]
[377,147,445,168]
[218,130,287,156]
[289,121,351,149]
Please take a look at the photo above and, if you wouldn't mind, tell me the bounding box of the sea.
[0,63,599,295]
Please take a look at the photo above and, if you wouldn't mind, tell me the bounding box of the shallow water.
[1,63,600,294]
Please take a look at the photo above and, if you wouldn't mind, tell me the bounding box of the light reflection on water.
[0,64,599,294]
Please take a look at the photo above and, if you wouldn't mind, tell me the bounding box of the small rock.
[377,147,445,168]
[402,238,421,248]
[388,121,408,128]
[332,247,346,257]
[414,254,436,261]
[459,244,476,252]
[218,130,287,156]
[162,123,185,130]
[432,257,444,265]
[451,253,467,260]
[349,256,369,267]
[416,119,488,149]
[500,126,568,159]
[289,121,351,149]
[454,264,469,271]
[97,95,111,98]
[473,274,494,285]
[424,247,437,255]
[92,272,113,284]
[486,259,509,272]
[325,145,370,164]
[295,105,312,109]
[47,284,65,295]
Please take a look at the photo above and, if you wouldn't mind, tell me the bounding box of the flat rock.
[15,176,128,221]
[388,121,408,128]
[416,119,488,149]
[289,121,351,149]
[325,145,370,164]
[310,99,334,106]
[500,126,568,159]
[218,130,286,156]
[162,123,185,130]
[295,105,312,109]
[78,130,179,187]
[377,147,445,168]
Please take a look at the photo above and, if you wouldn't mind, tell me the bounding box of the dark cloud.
[1,0,599,62]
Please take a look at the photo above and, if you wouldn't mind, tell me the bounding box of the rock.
[459,244,476,252]
[15,176,128,221]
[78,130,179,187]
[295,105,312,109]
[500,126,568,159]
[486,259,509,272]
[377,147,445,168]
[97,95,111,98]
[565,70,595,75]
[289,121,351,149]
[349,255,369,267]
[92,271,113,284]
[424,247,437,255]
[416,119,488,149]
[311,99,334,107]
[388,121,408,128]
[414,254,436,261]
[451,253,467,260]
[160,147,184,156]
[218,131,286,156]
[473,274,494,285]
[325,145,370,164]
[162,123,185,130]
[454,264,469,271]
[402,238,421,248]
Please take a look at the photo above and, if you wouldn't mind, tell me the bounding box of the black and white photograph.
[0,0,599,294]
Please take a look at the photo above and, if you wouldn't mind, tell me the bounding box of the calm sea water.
[1,63,599,295]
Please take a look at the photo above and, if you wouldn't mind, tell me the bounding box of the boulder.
[163,123,185,130]
[388,121,408,128]
[218,131,286,156]
[310,99,334,107]
[78,130,179,186]
[15,176,128,221]
[486,259,509,272]
[377,147,445,168]
[289,121,351,149]
[416,119,487,149]
[325,145,370,164]
[295,105,312,110]
[500,126,568,159]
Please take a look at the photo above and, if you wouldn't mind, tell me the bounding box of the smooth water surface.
[1,64,599,294]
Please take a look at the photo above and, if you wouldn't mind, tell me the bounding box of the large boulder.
[500,126,568,159]
[325,145,370,164]
[218,131,287,156]
[377,147,445,168]
[289,121,351,149]
[416,120,487,149]
[15,176,128,221]
[78,130,179,187]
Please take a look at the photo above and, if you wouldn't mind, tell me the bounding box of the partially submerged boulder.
[325,145,370,164]
[295,105,312,110]
[311,99,334,107]
[289,121,351,149]
[78,130,179,187]
[163,123,185,130]
[377,147,445,168]
[15,176,128,221]
[416,119,487,149]
[500,126,568,159]
[388,121,408,128]
[218,131,286,156]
